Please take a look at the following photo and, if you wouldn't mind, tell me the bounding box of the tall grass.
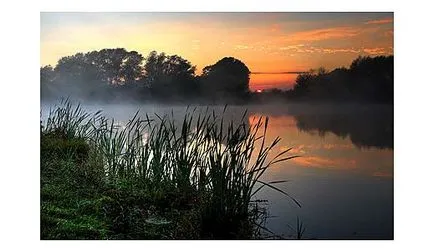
[41,100,300,238]
[43,98,102,139]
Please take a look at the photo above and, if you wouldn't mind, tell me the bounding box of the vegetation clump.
[41,100,299,239]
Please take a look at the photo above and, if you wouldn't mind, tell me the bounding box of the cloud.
[279,44,305,51]
[363,47,387,55]
[279,44,359,54]
[284,26,360,42]
[235,45,253,50]
[365,18,393,25]
[321,48,359,54]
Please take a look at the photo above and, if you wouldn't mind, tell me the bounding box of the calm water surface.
[248,105,393,239]
[42,103,393,239]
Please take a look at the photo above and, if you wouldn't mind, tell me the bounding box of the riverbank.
[40,100,296,239]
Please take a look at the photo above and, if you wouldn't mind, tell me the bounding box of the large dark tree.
[200,57,250,101]
[291,71,315,98]
[53,52,103,99]
[40,65,55,100]
[349,55,393,103]
[288,55,393,103]
[85,48,144,86]
[41,48,145,101]
[144,51,198,100]
[85,48,145,101]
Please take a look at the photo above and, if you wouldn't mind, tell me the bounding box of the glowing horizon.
[41,12,393,90]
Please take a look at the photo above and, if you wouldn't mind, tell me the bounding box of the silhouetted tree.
[144,51,198,100]
[349,55,393,103]
[41,48,392,105]
[200,57,250,101]
[288,55,393,103]
[291,70,315,98]
[41,48,146,101]
[54,52,104,99]
[40,65,55,100]
[328,68,352,100]
[85,48,144,86]
[121,51,145,85]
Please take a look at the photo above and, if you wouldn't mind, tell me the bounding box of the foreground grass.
[40,100,299,239]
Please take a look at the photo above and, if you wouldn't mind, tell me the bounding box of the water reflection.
[244,104,393,149]
[247,110,393,239]
[294,111,393,149]
[41,103,393,239]
[248,112,393,178]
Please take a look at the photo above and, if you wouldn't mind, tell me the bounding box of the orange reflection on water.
[249,114,299,128]
[292,156,357,170]
[372,171,393,178]
[247,113,393,178]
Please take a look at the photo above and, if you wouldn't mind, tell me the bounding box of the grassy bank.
[40,100,299,239]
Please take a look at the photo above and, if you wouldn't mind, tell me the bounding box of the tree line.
[256,55,393,104]
[41,48,250,103]
[41,48,393,104]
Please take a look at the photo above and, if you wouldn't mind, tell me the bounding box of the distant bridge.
[250,71,308,74]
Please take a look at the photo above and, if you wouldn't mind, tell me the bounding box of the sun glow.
[41,12,393,90]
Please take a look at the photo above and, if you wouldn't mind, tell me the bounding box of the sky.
[41,12,393,90]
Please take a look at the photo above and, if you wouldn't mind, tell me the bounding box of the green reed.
[41,100,300,238]
[43,98,102,139]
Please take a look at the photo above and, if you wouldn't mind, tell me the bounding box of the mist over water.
[41,100,393,239]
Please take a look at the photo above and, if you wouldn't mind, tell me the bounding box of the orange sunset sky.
[40,12,393,90]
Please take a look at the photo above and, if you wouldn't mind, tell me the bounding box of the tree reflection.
[293,108,393,149]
